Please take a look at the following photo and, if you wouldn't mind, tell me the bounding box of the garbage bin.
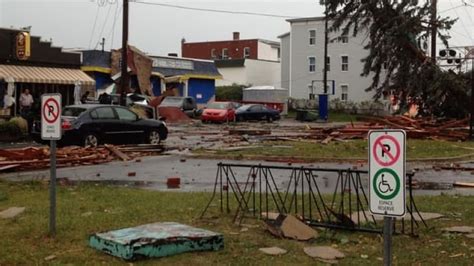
[318,94,328,121]
[296,109,308,121]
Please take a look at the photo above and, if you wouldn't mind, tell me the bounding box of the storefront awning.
[0,65,95,86]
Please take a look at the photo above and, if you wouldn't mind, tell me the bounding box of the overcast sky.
[1,0,473,56]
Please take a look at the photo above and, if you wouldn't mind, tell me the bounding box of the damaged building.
[81,48,222,104]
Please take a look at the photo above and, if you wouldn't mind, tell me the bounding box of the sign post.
[369,130,406,266]
[41,94,62,236]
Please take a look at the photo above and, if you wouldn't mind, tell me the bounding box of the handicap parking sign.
[369,130,406,217]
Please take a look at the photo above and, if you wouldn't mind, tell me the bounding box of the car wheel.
[237,115,244,122]
[148,130,161,145]
[267,115,273,123]
[84,133,99,147]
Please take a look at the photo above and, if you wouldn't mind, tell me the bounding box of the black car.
[235,104,281,122]
[31,104,168,147]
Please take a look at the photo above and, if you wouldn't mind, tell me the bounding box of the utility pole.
[431,0,437,63]
[323,0,328,94]
[318,0,329,121]
[120,0,129,106]
[470,57,474,139]
[100,37,105,52]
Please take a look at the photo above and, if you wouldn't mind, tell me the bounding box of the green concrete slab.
[89,222,224,261]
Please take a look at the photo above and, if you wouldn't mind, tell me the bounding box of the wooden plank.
[0,164,20,171]
[105,144,130,161]
[453,182,474,188]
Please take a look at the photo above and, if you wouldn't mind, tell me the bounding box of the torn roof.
[150,56,221,78]
[80,50,221,79]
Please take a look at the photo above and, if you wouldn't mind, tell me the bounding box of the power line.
[439,4,465,13]
[93,2,114,50]
[133,0,298,19]
[88,4,101,49]
[108,2,122,50]
[448,0,474,43]
[461,0,474,24]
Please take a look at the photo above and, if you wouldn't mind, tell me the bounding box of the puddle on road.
[412,181,454,190]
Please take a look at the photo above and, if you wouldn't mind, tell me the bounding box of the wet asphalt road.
[1,154,474,195]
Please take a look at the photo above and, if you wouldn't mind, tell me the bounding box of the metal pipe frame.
[201,163,427,236]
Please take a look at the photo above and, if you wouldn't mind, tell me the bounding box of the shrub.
[0,120,22,136]
[10,117,28,134]
[215,84,246,101]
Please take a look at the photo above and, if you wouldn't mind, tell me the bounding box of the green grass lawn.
[1,180,473,265]
[197,140,474,161]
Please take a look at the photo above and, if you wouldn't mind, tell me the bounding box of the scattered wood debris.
[105,144,130,161]
[0,144,165,172]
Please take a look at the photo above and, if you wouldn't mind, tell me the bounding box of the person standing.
[20,88,34,117]
[81,91,90,104]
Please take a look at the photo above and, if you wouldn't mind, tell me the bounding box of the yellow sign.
[16,32,31,60]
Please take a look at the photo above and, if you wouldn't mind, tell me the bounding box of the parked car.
[95,93,156,119]
[201,102,240,123]
[235,104,281,122]
[31,104,168,147]
[159,96,198,118]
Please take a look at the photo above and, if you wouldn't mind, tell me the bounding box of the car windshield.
[207,102,228,109]
[237,105,252,111]
[160,97,184,107]
[62,107,87,117]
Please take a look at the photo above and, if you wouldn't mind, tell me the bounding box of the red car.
[201,102,240,123]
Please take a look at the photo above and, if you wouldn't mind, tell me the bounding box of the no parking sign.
[369,130,406,217]
[41,94,62,140]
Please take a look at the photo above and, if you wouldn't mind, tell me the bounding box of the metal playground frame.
[201,163,428,236]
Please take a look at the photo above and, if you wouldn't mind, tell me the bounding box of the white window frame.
[341,55,349,72]
[244,47,250,58]
[339,33,349,44]
[308,56,316,73]
[211,48,216,59]
[340,84,349,101]
[309,29,316,46]
[222,48,228,59]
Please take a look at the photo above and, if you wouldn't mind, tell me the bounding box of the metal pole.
[120,0,129,106]
[49,140,57,236]
[323,0,328,94]
[431,0,437,63]
[470,58,474,139]
[383,217,393,266]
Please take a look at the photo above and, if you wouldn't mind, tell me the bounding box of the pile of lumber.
[307,116,469,142]
[0,144,165,172]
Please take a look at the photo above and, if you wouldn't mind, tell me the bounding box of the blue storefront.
[81,50,221,103]
[151,56,221,104]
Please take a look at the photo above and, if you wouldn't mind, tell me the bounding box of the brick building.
[181,32,280,61]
